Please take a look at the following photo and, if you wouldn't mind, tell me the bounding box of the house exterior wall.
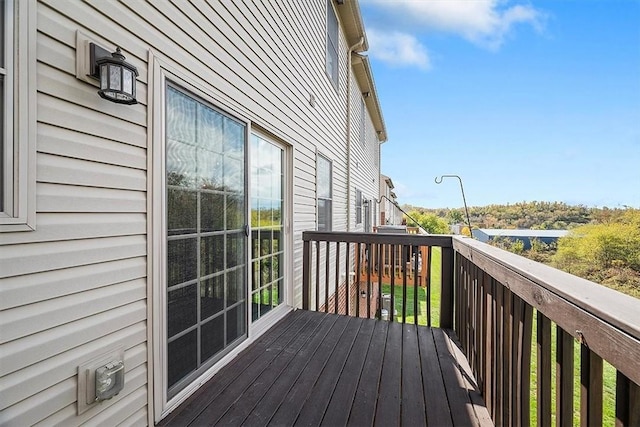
[0,0,385,425]
[349,76,380,233]
[379,175,402,226]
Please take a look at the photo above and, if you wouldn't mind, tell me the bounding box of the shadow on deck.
[159,309,492,426]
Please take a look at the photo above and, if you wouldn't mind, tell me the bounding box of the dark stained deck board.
[158,309,314,427]
[294,316,364,426]
[190,310,323,424]
[373,320,403,426]
[162,310,493,427]
[321,319,376,426]
[346,319,388,427]
[267,315,352,426]
[212,311,336,426]
[240,314,341,426]
[417,325,454,427]
[401,323,427,426]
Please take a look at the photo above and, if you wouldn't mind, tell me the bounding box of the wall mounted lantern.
[90,43,138,105]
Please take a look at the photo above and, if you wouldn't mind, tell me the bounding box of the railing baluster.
[390,244,396,323]
[440,246,454,329]
[345,242,350,316]
[512,294,523,425]
[615,371,640,426]
[426,246,432,327]
[302,239,310,310]
[413,245,418,325]
[402,244,407,324]
[325,241,330,313]
[355,243,361,318]
[494,278,503,427]
[377,242,383,320]
[366,242,372,319]
[521,303,533,427]
[334,241,340,314]
[503,287,513,426]
[484,272,494,419]
[315,240,320,311]
[556,327,574,427]
[473,262,480,378]
[537,311,552,427]
[478,265,486,397]
[581,344,603,427]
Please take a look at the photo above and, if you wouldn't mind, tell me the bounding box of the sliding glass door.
[165,84,247,397]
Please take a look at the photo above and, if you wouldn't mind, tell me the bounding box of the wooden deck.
[159,309,492,426]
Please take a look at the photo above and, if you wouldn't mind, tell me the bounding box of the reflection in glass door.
[165,85,247,397]
[250,134,285,322]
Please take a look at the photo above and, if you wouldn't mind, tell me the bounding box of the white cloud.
[367,28,431,69]
[364,0,546,51]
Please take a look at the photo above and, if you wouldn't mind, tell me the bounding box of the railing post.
[302,238,310,310]
[440,245,454,329]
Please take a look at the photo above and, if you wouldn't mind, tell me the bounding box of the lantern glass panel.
[109,64,121,91]
[123,69,133,95]
[100,64,108,90]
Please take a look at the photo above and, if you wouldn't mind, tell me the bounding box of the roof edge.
[352,54,387,142]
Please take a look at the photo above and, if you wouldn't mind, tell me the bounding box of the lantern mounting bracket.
[89,43,112,80]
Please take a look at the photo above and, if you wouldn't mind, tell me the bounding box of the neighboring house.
[379,174,402,225]
[0,1,386,425]
[472,228,569,250]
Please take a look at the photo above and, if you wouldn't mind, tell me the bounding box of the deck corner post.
[302,236,310,310]
[441,245,455,329]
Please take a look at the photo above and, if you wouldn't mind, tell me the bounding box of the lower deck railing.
[302,231,640,426]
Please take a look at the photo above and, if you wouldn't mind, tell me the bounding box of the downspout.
[346,37,364,232]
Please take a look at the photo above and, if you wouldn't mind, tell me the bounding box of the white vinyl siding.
[0,0,375,424]
[349,72,380,229]
[360,96,366,147]
[0,0,148,423]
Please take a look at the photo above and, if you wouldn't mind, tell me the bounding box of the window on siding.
[1,0,35,232]
[325,0,339,89]
[355,189,362,225]
[317,154,332,231]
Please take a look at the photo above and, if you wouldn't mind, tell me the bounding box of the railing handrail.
[453,235,640,386]
[302,231,454,247]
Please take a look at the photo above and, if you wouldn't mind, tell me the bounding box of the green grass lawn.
[529,314,617,426]
[381,247,442,326]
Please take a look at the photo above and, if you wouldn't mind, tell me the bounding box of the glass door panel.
[250,134,285,322]
[166,85,247,397]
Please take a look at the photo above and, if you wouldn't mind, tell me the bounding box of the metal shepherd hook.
[435,175,472,236]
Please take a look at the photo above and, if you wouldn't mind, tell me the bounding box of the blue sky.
[360,0,640,209]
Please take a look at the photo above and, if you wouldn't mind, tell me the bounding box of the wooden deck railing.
[302,231,640,426]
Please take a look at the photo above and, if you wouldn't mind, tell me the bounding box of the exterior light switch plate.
[77,346,125,415]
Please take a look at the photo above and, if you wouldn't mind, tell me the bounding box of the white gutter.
[346,37,364,232]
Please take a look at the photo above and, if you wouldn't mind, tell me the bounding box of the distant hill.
[402,202,640,298]
[401,201,620,230]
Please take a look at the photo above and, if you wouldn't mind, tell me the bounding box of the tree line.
[402,202,640,298]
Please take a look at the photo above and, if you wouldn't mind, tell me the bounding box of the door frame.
[149,56,253,421]
[148,55,294,423]
[247,130,294,338]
